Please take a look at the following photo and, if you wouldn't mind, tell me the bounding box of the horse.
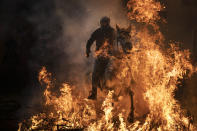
[101,24,135,123]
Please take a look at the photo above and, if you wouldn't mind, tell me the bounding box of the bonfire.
[18,0,197,130]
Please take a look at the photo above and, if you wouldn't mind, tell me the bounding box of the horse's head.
[116,25,132,54]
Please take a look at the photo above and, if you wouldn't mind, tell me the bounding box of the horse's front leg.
[127,90,134,123]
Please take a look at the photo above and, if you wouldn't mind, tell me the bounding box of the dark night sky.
[0,0,197,130]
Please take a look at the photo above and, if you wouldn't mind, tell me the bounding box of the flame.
[124,0,196,130]
[87,91,114,130]
[94,41,111,58]
[127,0,163,24]
[18,0,197,130]
[119,113,128,131]
[17,123,22,131]
[19,67,96,130]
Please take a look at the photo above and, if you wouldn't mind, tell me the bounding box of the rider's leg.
[88,59,101,100]
[88,57,109,100]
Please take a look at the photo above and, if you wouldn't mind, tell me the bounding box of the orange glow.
[18,0,197,130]
[94,41,111,58]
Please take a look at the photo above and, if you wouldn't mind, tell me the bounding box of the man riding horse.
[86,16,116,100]
[86,16,134,122]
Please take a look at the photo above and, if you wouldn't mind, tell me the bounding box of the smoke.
[49,0,129,95]
[22,0,130,112]
[19,0,197,124]
[166,0,197,123]
[13,0,134,124]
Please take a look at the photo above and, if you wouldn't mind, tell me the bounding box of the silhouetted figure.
[86,16,115,100]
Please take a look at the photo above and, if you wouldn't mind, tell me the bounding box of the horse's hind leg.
[127,90,134,123]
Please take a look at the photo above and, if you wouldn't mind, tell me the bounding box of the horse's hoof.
[127,116,134,123]
[88,94,97,100]
[127,112,134,123]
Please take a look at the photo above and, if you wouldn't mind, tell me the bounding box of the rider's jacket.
[86,25,116,54]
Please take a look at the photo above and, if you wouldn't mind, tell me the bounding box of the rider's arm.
[86,30,97,56]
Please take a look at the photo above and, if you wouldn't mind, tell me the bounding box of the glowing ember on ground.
[18,0,197,130]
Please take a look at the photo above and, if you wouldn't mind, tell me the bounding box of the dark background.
[0,0,197,130]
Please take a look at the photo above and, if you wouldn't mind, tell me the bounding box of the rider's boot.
[88,88,97,100]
